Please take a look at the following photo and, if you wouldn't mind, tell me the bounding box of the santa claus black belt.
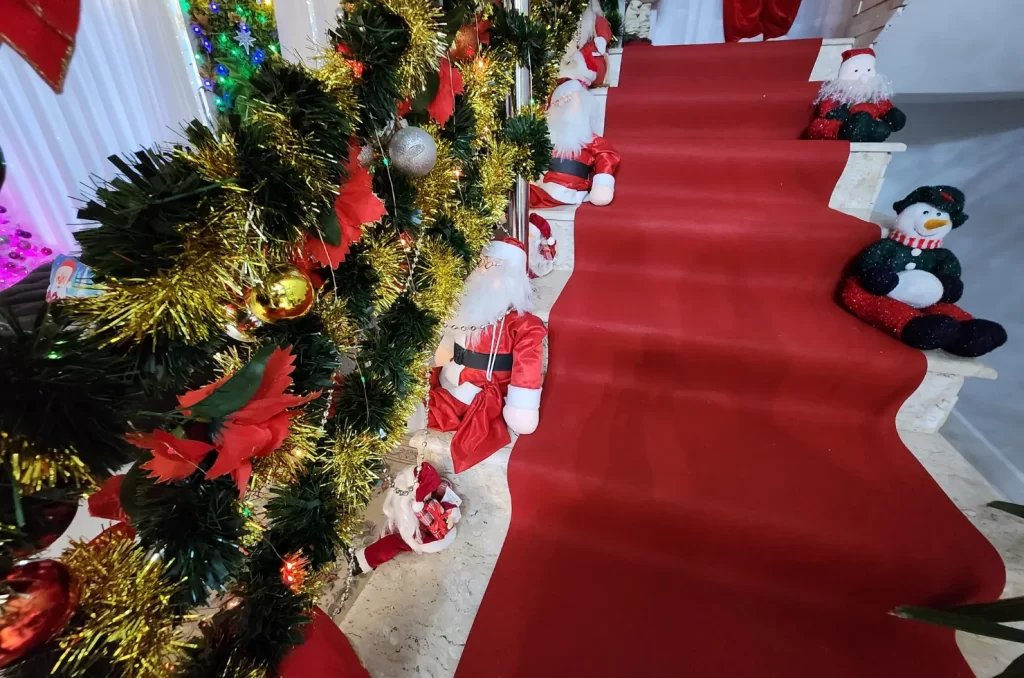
[453,344,513,372]
[548,157,591,180]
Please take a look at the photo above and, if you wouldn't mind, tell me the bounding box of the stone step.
[829,142,906,220]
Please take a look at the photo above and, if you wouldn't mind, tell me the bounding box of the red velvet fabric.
[457,40,1004,677]
[278,607,368,678]
[0,0,80,92]
[723,0,802,42]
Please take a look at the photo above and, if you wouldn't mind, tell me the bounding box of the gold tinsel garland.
[461,50,515,149]
[57,530,186,678]
[410,130,459,226]
[363,231,408,315]
[413,237,466,318]
[477,140,521,223]
[1,433,95,495]
[314,290,359,353]
[381,0,447,94]
[312,48,361,126]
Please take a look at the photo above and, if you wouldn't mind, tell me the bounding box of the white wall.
[0,0,209,254]
[877,97,1024,500]
[651,0,848,45]
[876,0,1024,96]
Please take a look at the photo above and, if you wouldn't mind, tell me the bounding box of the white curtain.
[0,0,210,253]
[651,0,849,46]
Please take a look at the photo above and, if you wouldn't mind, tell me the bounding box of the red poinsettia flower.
[336,43,364,79]
[427,57,465,126]
[178,347,319,496]
[128,429,216,483]
[303,140,386,269]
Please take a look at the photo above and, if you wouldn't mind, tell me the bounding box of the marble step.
[829,142,906,221]
[897,351,997,435]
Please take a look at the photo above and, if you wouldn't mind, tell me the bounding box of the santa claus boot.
[946,319,1007,357]
[840,112,892,143]
[900,315,960,350]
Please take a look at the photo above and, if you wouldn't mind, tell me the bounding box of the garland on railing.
[0,1,585,676]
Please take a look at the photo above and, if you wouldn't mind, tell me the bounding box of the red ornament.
[0,560,79,667]
[0,0,81,92]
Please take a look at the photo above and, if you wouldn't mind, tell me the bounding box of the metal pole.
[507,0,531,267]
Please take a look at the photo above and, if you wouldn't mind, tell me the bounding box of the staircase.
[321,40,1019,677]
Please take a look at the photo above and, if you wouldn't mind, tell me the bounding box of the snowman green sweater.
[857,239,961,279]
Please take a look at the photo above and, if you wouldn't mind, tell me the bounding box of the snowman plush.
[840,186,1006,357]
[808,48,906,143]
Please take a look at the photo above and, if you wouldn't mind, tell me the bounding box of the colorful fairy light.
[0,205,56,291]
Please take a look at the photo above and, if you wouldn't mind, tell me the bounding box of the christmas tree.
[0,1,585,676]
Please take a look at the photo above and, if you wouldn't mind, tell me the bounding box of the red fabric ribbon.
[0,0,81,92]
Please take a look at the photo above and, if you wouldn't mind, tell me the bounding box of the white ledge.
[822,38,855,46]
[849,142,907,153]
[926,351,998,380]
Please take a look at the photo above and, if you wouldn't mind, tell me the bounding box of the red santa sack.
[278,607,369,678]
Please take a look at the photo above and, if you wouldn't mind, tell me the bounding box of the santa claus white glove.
[888,270,944,309]
[594,37,608,54]
[446,507,462,529]
[503,405,539,434]
[588,173,615,206]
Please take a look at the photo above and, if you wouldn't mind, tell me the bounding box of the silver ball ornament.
[388,126,437,177]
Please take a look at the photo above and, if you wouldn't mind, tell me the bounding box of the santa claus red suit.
[530,75,620,209]
[428,237,547,472]
[354,462,462,572]
[528,213,557,278]
[808,48,907,143]
[576,0,614,87]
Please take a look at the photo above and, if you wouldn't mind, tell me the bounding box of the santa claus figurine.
[575,0,614,87]
[353,462,462,573]
[840,186,1006,357]
[529,53,620,208]
[528,213,557,278]
[429,237,547,472]
[808,48,906,143]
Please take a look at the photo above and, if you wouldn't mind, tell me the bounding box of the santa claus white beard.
[383,484,425,553]
[816,74,894,105]
[548,101,597,159]
[450,262,533,342]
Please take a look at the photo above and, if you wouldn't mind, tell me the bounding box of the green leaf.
[187,343,277,419]
[950,596,1024,623]
[997,653,1024,677]
[892,606,1024,643]
[319,202,341,247]
[989,501,1024,521]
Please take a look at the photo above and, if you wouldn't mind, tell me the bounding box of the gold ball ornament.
[244,266,316,323]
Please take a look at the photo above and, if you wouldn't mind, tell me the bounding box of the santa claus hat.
[483,236,528,270]
[529,213,556,246]
[841,47,876,62]
[557,49,597,87]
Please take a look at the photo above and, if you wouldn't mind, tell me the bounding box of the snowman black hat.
[893,186,968,228]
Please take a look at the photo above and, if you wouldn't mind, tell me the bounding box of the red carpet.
[456,40,1005,677]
